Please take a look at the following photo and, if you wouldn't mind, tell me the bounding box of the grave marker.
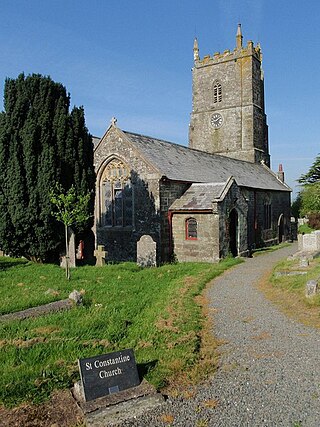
[60,229,76,268]
[78,348,140,401]
[137,235,157,267]
[94,245,107,266]
[305,280,318,298]
[299,257,309,268]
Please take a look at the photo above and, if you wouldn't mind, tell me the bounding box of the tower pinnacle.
[236,23,243,49]
[193,37,199,61]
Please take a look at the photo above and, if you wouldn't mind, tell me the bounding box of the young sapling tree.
[50,183,91,279]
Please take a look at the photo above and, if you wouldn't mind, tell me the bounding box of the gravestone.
[78,348,140,401]
[315,230,320,247]
[94,245,107,266]
[301,232,320,252]
[60,229,76,268]
[305,280,318,298]
[299,257,309,268]
[0,250,4,257]
[68,229,76,267]
[137,235,157,267]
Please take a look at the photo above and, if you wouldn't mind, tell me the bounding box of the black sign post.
[78,348,140,401]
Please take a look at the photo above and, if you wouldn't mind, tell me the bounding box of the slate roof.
[170,182,228,210]
[123,131,291,192]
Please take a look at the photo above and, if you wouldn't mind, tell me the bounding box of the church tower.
[189,25,270,166]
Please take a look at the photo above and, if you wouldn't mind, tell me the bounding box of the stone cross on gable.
[111,117,117,126]
[94,245,107,267]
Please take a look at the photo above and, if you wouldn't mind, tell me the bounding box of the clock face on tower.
[210,113,223,128]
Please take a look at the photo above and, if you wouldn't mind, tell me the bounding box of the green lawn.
[271,257,320,307]
[0,256,241,407]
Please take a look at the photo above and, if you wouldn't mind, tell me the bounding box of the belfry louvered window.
[213,82,222,103]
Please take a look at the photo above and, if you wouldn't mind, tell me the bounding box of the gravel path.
[122,244,320,427]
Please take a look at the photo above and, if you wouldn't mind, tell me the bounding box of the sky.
[1,0,319,198]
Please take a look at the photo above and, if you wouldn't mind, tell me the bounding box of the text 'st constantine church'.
[93,26,291,263]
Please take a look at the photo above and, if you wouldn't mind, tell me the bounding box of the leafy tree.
[300,183,320,216]
[50,183,91,279]
[298,154,320,184]
[0,73,95,262]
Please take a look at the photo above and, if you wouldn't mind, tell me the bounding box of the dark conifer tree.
[0,73,95,261]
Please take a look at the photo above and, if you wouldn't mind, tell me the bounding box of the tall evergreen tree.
[298,154,320,184]
[0,73,95,261]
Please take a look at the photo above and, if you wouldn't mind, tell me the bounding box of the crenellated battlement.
[190,24,269,166]
[195,40,262,67]
[193,24,262,67]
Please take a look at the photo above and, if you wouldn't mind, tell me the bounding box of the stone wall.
[94,127,162,262]
[159,179,190,262]
[245,188,291,250]
[218,181,249,258]
[171,213,220,263]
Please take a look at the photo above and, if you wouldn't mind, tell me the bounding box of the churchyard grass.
[0,256,241,407]
[0,257,70,315]
[270,257,320,306]
[258,255,320,328]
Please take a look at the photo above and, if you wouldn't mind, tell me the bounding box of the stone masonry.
[93,26,291,264]
[189,25,269,166]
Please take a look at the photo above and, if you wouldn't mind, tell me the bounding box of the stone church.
[93,26,291,264]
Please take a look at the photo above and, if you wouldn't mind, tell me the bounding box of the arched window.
[263,202,272,230]
[186,218,198,240]
[213,82,222,103]
[101,159,133,227]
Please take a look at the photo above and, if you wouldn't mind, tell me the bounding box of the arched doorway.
[278,214,284,243]
[229,209,238,257]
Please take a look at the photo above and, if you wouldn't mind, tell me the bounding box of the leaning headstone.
[137,235,157,267]
[305,280,318,298]
[94,245,107,266]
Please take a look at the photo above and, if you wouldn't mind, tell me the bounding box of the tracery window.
[263,203,272,230]
[186,218,198,240]
[101,159,133,227]
[213,82,222,103]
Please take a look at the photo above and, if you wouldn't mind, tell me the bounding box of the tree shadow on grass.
[0,258,28,271]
